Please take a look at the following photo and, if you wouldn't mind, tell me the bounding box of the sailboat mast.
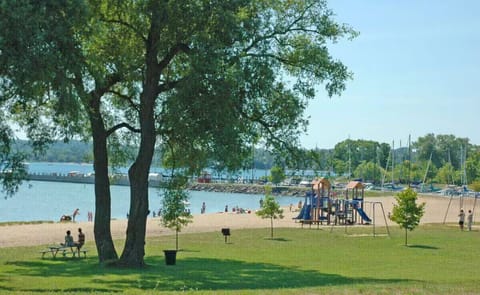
[392,140,395,185]
[408,134,411,186]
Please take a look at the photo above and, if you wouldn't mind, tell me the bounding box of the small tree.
[469,180,480,193]
[256,186,284,238]
[390,188,425,246]
[269,166,286,185]
[161,176,193,251]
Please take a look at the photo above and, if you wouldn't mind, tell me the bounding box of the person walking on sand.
[467,210,473,231]
[458,209,465,231]
[72,208,80,222]
[201,202,206,214]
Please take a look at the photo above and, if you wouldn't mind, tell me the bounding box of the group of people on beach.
[458,209,474,231]
[59,208,94,222]
[62,228,85,254]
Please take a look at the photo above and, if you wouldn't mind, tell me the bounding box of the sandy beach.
[1,194,478,248]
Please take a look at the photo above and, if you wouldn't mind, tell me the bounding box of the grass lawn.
[0,224,479,294]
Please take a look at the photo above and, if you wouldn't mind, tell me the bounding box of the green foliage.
[256,186,284,238]
[469,180,480,192]
[334,139,390,171]
[414,133,471,170]
[465,150,480,183]
[390,188,425,245]
[269,166,286,185]
[0,123,27,198]
[160,175,193,250]
[353,161,383,183]
[435,163,456,184]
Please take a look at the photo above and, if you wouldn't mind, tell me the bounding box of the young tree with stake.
[390,188,425,246]
[256,186,284,239]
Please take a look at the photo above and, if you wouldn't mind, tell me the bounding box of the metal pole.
[379,202,391,237]
[443,195,454,224]
[473,194,478,223]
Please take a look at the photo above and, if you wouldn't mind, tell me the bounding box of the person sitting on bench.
[61,230,75,247]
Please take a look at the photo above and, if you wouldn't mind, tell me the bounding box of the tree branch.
[157,78,185,94]
[158,43,191,71]
[240,2,314,56]
[106,122,140,137]
[93,73,122,99]
[107,90,139,112]
[234,104,295,154]
[100,15,147,43]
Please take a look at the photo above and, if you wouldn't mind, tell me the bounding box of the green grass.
[1,225,479,294]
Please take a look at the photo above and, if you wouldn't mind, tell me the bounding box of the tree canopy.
[1,0,356,267]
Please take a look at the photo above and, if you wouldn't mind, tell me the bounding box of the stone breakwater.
[27,172,309,197]
[187,183,308,197]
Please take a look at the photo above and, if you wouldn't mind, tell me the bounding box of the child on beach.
[458,209,465,231]
[467,210,473,231]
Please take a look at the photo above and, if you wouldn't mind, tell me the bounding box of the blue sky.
[300,1,480,149]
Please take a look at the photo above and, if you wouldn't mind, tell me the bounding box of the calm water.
[0,162,301,222]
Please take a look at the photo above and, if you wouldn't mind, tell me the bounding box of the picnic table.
[40,245,88,259]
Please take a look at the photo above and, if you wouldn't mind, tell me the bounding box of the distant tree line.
[284,134,480,186]
[14,133,480,186]
[15,140,92,163]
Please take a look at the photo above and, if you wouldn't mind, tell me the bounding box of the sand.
[1,194,478,248]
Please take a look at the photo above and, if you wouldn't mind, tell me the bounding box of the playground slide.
[302,205,312,220]
[294,204,311,220]
[355,207,372,223]
[293,205,306,220]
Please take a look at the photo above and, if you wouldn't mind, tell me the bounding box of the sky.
[300,0,480,149]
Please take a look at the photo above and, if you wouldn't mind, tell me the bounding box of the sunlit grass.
[0,224,479,294]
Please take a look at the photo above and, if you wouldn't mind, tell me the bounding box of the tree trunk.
[119,161,151,267]
[118,3,162,267]
[176,229,179,251]
[405,228,408,246]
[119,77,157,268]
[270,218,274,238]
[90,98,118,263]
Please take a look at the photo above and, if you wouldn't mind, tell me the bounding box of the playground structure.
[294,178,390,236]
[442,188,479,224]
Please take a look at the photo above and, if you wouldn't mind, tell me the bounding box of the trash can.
[221,228,230,243]
[163,250,177,265]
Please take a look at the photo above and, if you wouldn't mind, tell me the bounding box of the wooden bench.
[39,246,88,259]
[39,250,51,259]
[62,248,88,258]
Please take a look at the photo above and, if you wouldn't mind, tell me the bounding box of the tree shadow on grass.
[263,237,291,242]
[407,244,439,250]
[5,257,415,292]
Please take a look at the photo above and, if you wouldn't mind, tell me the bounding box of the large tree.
[1,0,356,267]
[0,122,27,198]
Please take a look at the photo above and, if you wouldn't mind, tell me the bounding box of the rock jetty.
[187,183,308,197]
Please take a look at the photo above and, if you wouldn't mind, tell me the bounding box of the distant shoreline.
[27,173,309,197]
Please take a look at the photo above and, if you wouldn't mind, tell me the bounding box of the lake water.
[0,163,301,222]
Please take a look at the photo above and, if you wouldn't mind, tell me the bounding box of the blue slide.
[302,204,312,220]
[294,204,311,220]
[293,204,306,220]
[355,208,372,223]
